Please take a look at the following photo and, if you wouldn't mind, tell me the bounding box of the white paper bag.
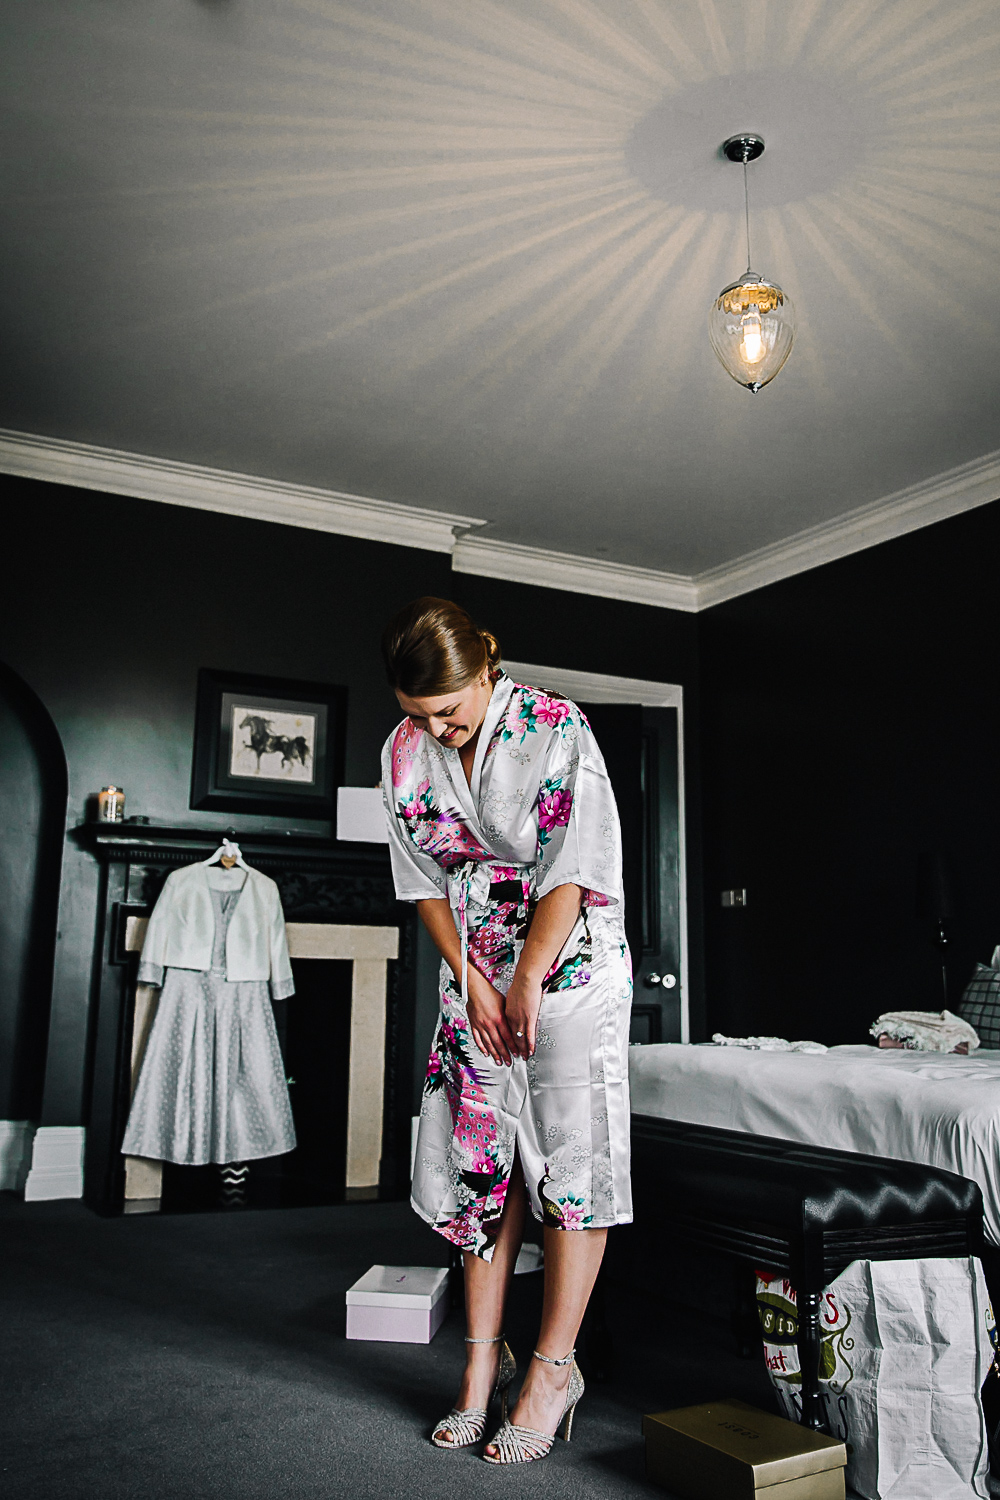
[757,1257,992,1499]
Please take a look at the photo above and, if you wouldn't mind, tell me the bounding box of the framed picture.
[190,669,346,819]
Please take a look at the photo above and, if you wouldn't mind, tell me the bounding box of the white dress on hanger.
[121,865,297,1166]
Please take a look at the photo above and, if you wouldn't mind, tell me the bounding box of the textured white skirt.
[121,968,296,1166]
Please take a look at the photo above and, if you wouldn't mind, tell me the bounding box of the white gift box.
[336,787,389,843]
[345,1264,449,1344]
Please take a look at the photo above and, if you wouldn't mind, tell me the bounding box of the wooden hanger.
[202,838,247,871]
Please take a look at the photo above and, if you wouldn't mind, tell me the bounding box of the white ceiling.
[2,0,999,577]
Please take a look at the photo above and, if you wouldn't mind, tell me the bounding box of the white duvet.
[628,1043,1000,1246]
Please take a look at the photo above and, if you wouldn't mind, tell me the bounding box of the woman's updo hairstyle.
[382,597,501,697]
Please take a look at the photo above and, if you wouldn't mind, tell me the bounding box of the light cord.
[743,158,752,275]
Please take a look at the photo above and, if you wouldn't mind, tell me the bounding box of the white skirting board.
[23,1125,85,1201]
[0,1121,37,1192]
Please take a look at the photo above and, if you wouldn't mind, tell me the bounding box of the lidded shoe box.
[643,1399,847,1500]
[345,1265,449,1344]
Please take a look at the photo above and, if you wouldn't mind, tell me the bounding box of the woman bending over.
[381,597,633,1466]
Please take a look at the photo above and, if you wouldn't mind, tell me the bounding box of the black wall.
[0,663,66,1119]
[10,466,994,1124]
[1,475,701,1125]
[699,500,1000,1044]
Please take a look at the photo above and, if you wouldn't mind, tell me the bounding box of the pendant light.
[708,135,795,393]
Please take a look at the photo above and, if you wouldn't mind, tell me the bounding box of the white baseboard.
[0,1121,37,1192]
[23,1125,85,1201]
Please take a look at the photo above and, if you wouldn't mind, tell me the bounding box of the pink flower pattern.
[533,694,571,729]
[424,1001,511,1253]
[500,686,576,745]
[466,900,523,987]
[398,777,492,868]
[538,1165,594,1229]
[390,719,424,789]
[391,678,623,1257]
[537,779,573,845]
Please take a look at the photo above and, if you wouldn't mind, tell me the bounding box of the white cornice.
[1,428,998,611]
[694,448,1000,609]
[451,533,700,612]
[0,428,482,555]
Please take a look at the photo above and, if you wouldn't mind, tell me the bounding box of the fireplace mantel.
[73,820,398,918]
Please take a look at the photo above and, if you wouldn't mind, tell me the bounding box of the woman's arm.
[416,898,517,1067]
[504,883,583,1059]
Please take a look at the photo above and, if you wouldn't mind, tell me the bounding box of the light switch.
[721,889,747,908]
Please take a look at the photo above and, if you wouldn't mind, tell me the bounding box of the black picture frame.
[190,669,346,819]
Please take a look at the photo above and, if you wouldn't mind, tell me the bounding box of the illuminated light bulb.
[740,309,765,365]
[709,276,795,392]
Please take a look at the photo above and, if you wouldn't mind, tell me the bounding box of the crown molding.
[0,428,483,555]
[694,448,1000,609]
[1,427,997,612]
[451,532,700,612]
[457,451,1000,611]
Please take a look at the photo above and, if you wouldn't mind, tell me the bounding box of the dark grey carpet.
[1,1195,781,1499]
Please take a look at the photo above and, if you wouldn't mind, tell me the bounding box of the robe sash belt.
[447,859,531,1005]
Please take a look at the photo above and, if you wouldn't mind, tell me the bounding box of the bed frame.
[629,1114,985,1430]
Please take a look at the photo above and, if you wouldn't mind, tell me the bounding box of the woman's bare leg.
[437,1156,527,1440]
[484,1224,606,1454]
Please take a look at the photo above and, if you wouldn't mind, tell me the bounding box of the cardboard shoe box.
[345,1264,449,1344]
[643,1398,847,1500]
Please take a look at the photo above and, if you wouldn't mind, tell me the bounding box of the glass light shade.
[708,275,795,392]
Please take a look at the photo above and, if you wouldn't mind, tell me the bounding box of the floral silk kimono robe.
[382,672,633,1261]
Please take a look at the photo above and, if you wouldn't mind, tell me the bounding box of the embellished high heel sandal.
[430,1336,517,1449]
[482,1347,585,1464]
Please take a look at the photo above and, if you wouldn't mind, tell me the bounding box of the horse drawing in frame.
[239,714,311,775]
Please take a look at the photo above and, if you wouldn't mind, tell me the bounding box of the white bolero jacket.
[137,863,295,998]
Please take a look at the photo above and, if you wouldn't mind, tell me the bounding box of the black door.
[578,703,682,1044]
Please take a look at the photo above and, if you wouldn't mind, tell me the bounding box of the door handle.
[643,972,677,990]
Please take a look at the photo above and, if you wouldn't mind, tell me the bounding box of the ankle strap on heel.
[533,1347,575,1366]
[465,1334,504,1344]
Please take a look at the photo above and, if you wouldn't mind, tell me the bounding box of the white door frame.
[502,661,689,1043]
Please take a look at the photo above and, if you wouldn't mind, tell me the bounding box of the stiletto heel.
[482,1348,585,1464]
[430,1336,517,1449]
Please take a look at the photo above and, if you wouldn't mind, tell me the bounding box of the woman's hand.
[503,883,583,1059]
[504,971,544,1059]
[467,968,516,1067]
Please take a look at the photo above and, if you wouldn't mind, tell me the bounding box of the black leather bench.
[630,1114,985,1430]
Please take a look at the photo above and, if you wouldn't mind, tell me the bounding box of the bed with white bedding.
[628,1042,1000,1245]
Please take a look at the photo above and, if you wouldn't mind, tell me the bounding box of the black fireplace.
[75,822,416,1216]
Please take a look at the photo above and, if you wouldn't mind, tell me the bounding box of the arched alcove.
[0,662,67,1125]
